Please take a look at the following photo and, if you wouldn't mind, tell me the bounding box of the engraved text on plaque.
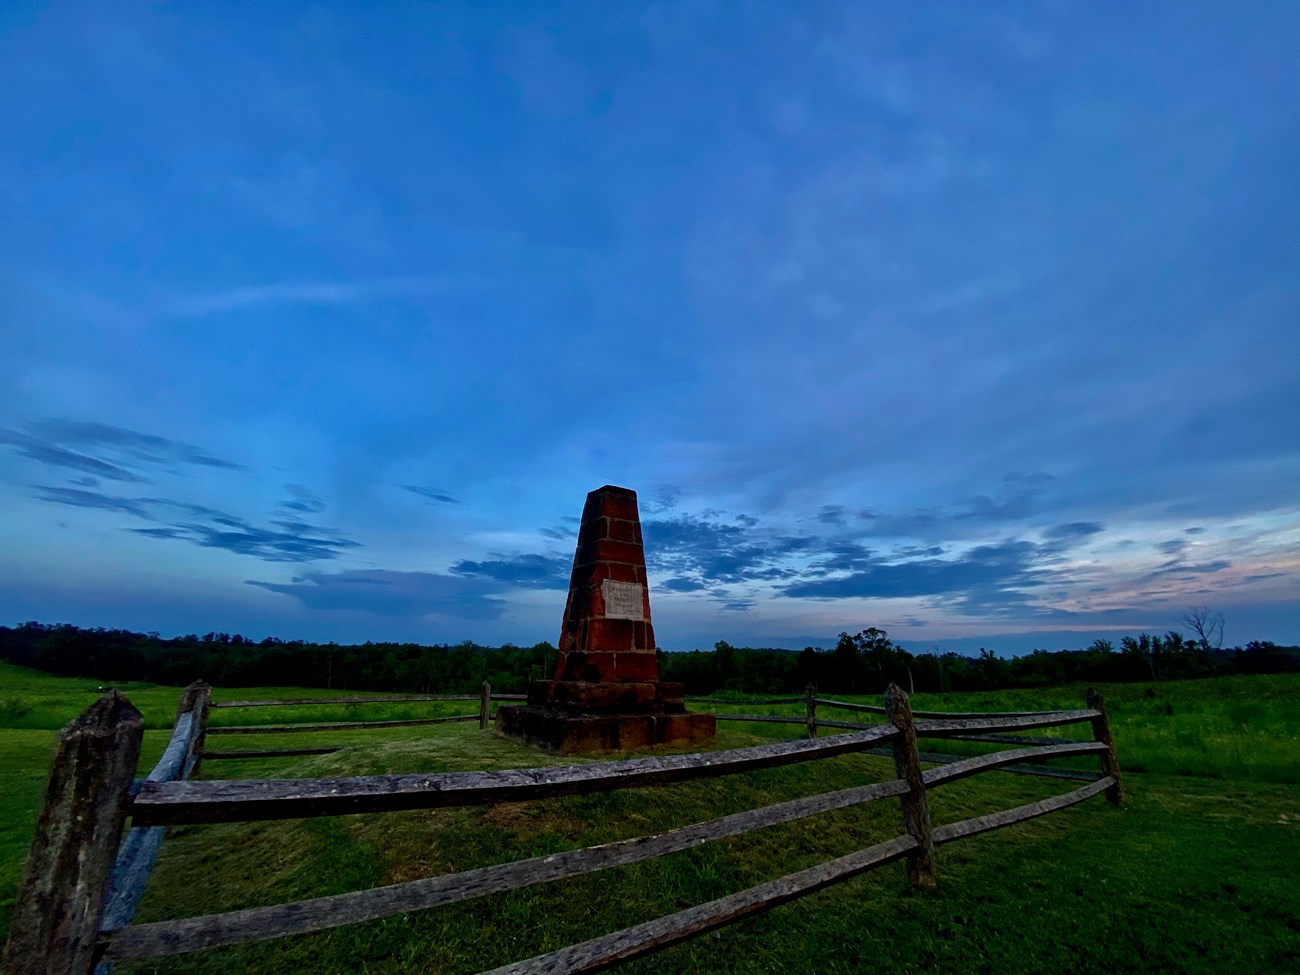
[602,580,645,621]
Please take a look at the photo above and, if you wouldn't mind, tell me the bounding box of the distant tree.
[1180,606,1225,653]
[832,632,861,691]
[977,647,1009,688]
[1178,607,1224,675]
[713,640,737,687]
[797,646,819,689]
[1121,634,1158,680]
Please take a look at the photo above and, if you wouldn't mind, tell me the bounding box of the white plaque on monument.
[602,580,645,621]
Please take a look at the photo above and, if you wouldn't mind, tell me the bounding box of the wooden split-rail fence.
[2,682,1122,975]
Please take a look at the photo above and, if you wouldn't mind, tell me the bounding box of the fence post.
[1085,688,1124,804]
[176,680,212,775]
[2,692,143,975]
[884,683,937,889]
[480,680,491,730]
[805,684,817,739]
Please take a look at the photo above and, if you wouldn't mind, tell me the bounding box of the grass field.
[1,663,1297,973]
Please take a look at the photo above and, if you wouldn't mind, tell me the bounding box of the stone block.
[597,493,640,523]
[591,539,645,566]
[495,706,714,754]
[608,519,642,544]
[585,619,636,651]
[613,651,659,683]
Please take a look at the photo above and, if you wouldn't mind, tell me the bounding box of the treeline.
[0,622,556,694]
[0,621,1296,697]
[670,628,1300,695]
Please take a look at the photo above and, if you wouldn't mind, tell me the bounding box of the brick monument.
[495,485,716,752]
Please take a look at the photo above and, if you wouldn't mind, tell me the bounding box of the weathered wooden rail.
[705,690,1105,783]
[199,681,523,757]
[2,683,1122,975]
[201,681,522,754]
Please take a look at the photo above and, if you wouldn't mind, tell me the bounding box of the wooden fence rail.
[685,697,805,706]
[100,778,914,960]
[130,724,902,826]
[212,692,529,708]
[207,714,480,735]
[814,697,1063,719]
[712,707,1101,783]
[201,681,522,754]
[213,695,479,707]
[3,683,1123,975]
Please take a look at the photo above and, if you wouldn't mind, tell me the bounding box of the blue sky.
[2,2,1297,654]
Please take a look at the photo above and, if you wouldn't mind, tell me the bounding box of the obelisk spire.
[554,485,659,683]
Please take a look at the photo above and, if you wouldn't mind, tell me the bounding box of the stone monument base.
[495,679,717,753]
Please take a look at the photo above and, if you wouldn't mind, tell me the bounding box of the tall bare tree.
[1179,606,1225,651]
[1180,606,1225,673]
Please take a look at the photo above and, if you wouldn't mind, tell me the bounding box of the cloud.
[167,276,450,316]
[954,473,1057,522]
[622,496,1107,617]
[1040,522,1105,553]
[800,540,878,577]
[1,420,243,485]
[816,505,848,526]
[856,473,1061,539]
[31,486,154,518]
[1,430,148,482]
[404,485,460,505]
[144,519,359,563]
[31,484,360,563]
[782,538,1041,603]
[280,484,326,515]
[1044,521,1103,541]
[450,554,571,589]
[660,576,709,593]
[641,486,683,515]
[1243,572,1286,583]
[644,514,819,585]
[1142,560,1232,582]
[32,419,243,469]
[247,569,505,619]
[133,520,357,562]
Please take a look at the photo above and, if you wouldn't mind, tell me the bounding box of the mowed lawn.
[1,662,1297,973]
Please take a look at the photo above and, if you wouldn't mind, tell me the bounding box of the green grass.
[1,663,1298,973]
[701,675,1300,784]
[0,661,486,938]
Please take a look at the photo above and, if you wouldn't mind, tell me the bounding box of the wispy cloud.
[31,485,359,564]
[644,514,818,585]
[404,485,461,505]
[169,277,453,316]
[280,484,326,515]
[132,519,359,563]
[782,538,1043,606]
[857,473,1060,539]
[247,569,506,620]
[1,419,243,484]
[32,486,154,517]
[1,431,148,483]
[451,554,571,589]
